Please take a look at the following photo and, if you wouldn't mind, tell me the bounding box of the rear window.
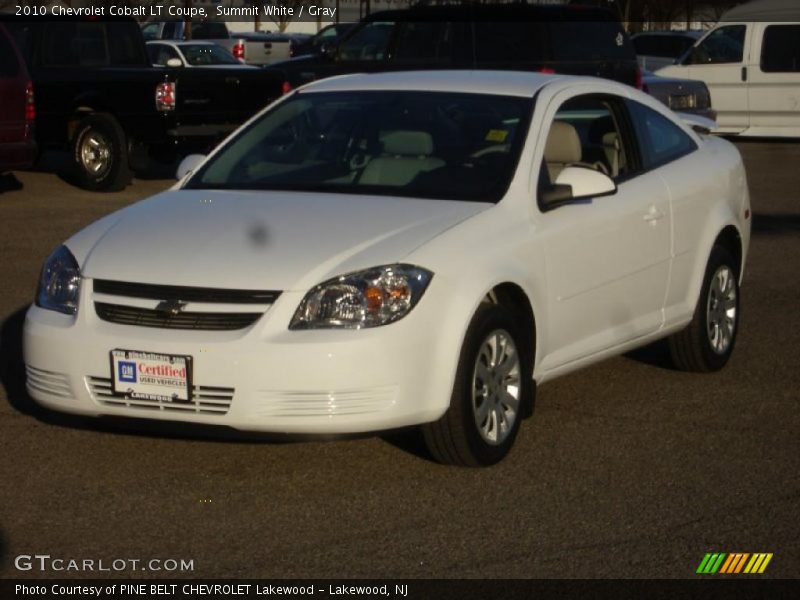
[761,25,800,73]
[192,22,229,40]
[474,21,548,63]
[41,21,146,67]
[393,22,453,64]
[550,22,634,61]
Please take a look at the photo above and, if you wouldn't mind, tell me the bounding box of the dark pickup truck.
[2,17,286,191]
[276,4,641,90]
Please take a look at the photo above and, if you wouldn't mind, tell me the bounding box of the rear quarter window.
[761,25,800,73]
[626,100,697,170]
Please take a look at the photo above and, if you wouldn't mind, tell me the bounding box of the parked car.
[24,70,751,467]
[146,40,257,69]
[657,0,800,137]
[273,4,642,89]
[142,20,293,66]
[632,31,703,71]
[643,69,715,121]
[290,23,355,58]
[0,23,36,173]
[2,17,286,191]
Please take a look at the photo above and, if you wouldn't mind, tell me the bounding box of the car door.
[534,91,672,371]
[659,24,750,133]
[747,23,800,135]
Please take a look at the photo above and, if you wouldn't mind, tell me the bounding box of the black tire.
[71,113,131,192]
[422,303,533,467]
[669,245,740,372]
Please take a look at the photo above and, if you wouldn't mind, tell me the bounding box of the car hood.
[70,190,489,292]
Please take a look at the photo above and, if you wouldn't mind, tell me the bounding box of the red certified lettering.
[137,363,186,378]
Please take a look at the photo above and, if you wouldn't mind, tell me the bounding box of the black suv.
[276,4,641,89]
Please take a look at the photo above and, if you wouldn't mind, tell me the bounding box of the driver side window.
[690,25,746,64]
[337,22,395,62]
[542,95,630,184]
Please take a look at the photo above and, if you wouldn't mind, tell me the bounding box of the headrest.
[544,121,582,164]
[588,115,617,144]
[380,131,434,156]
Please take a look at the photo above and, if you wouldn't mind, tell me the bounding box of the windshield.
[180,43,239,66]
[186,91,533,203]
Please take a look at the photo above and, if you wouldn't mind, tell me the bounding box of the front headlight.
[290,264,433,330]
[36,245,81,315]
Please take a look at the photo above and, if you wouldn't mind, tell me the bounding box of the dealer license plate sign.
[111,349,192,402]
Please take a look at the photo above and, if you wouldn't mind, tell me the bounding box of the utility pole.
[184,0,192,40]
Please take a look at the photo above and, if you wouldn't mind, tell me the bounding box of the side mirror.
[176,154,206,180]
[319,42,336,58]
[166,57,183,68]
[541,167,616,210]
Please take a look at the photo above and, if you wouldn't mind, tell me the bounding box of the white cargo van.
[657,0,800,137]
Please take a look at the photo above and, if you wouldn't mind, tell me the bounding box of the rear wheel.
[72,113,131,192]
[422,303,532,467]
[669,245,740,372]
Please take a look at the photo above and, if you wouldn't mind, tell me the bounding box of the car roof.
[721,0,800,21]
[146,40,216,46]
[298,70,587,97]
[632,31,703,38]
[364,4,619,21]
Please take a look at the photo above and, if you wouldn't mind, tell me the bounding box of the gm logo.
[697,552,773,574]
[118,361,137,383]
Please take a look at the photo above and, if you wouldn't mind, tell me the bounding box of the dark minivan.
[275,4,641,89]
[0,23,36,173]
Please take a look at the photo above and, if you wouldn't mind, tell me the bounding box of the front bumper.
[23,285,457,435]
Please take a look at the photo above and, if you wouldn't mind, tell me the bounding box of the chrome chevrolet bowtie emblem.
[155,299,187,316]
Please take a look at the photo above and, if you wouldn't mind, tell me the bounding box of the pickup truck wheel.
[422,304,530,467]
[72,113,131,192]
[669,245,740,372]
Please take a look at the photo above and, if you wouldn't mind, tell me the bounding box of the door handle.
[741,66,748,82]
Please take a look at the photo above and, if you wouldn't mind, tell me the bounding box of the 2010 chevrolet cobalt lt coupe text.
[24,71,751,466]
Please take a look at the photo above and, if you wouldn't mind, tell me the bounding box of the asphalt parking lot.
[0,141,798,580]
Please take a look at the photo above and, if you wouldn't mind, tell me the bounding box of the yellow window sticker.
[485,129,509,143]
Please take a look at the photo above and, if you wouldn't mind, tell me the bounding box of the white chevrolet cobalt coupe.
[25,71,751,466]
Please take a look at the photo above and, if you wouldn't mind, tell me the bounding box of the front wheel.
[422,304,532,467]
[669,245,740,372]
[71,113,131,192]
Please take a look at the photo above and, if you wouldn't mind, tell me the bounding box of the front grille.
[93,279,280,304]
[95,302,262,331]
[87,376,233,415]
[92,279,280,331]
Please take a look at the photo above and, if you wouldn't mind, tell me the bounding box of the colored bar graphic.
[702,552,773,575]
